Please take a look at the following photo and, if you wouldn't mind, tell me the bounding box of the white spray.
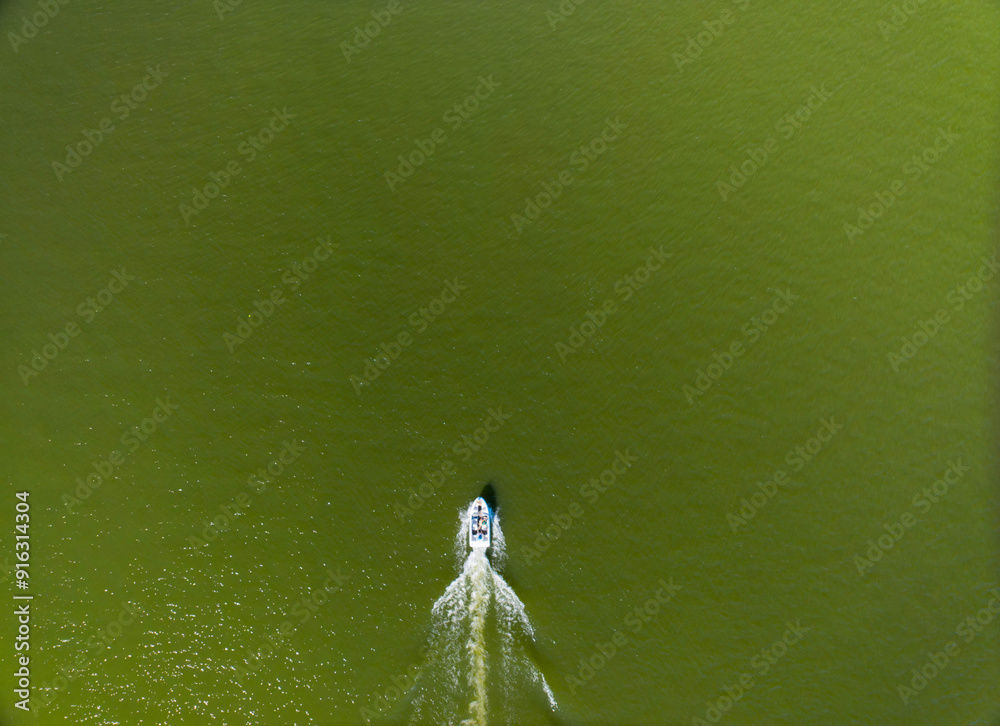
[408,508,557,726]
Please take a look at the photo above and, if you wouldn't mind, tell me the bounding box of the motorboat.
[469,496,490,549]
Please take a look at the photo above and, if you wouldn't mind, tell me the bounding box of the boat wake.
[408,507,557,726]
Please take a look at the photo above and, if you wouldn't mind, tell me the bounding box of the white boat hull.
[469,497,490,549]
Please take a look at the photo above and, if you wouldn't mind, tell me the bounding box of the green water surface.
[1,1,999,724]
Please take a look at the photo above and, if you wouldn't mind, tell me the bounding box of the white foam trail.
[467,551,490,725]
[409,510,557,726]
